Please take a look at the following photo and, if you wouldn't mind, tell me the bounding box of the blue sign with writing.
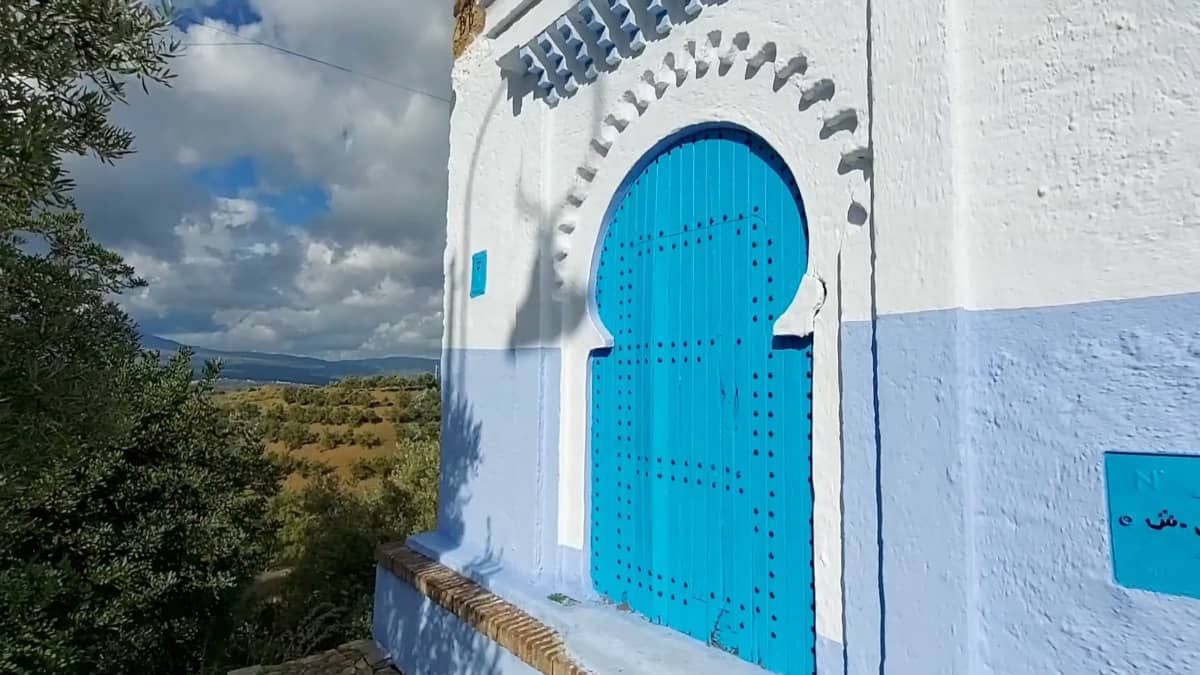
[470,250,487,298]
[1106,452,1200,599]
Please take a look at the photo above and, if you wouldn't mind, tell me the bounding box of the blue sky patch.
[176,0,263,29]
[192,155,257,196]
[192,156,331,225]
[260,186,331,225]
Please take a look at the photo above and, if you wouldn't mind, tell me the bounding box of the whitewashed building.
[372,1,1200,673]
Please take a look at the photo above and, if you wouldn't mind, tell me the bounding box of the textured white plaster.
[452,0,870,646]
[958,0,1200,312]
[775,271,828,339]
[872,0,1200,318]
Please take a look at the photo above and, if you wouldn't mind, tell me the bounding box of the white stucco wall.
[436,0,1200,672]
[870,0,1200,317]
[958,0,1200,312]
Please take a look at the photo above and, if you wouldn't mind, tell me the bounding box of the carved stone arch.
[549,28,871,353]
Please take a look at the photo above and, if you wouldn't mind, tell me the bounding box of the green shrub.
[0,350,287,674]
[319,431,340,451]
[225,436,438,665]
[278,422,316,451]
[354,431,382,448]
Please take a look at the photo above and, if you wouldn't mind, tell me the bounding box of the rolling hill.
[141,334,437,385]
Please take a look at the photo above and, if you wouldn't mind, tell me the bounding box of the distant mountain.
[141,334,437,385]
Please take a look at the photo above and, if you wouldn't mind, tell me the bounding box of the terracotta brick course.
[376,543,591,675]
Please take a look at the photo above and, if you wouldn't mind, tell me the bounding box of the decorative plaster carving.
[518,44,559,106]
[542,27,871,343]
[505,0,745,106]
[578,1,620,67]
[554,16,598,81]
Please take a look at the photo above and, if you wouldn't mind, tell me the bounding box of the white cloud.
[69,0,452,358]
[176,198,261,265]
[121,197,443,358]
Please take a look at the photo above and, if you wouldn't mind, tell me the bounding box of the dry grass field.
[209,375,441,666]
[216,376,440,491]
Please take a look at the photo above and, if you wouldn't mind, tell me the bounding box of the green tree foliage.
[202,378,443,664]
[392,387,440,442]
[319,431,340,451]
[0,357,285,674]
[413,373,438,390]
[334,374,432,391]
[279,387,375,409]
[268,402,383,429]
[391,388,439,426]
[0,2,445,668]
[0,0,178,216]
[397,421,439,443]
[0,3,286,673]
[230,401,262,420]
[225,437,438,665]
[391,389,415,422]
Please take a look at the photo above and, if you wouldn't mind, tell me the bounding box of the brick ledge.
[376,543,591,675]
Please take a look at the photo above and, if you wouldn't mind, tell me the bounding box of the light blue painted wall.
[815,635,844,675]
[435,347,562,592]
[840,319,883,675]
[373,565,541,675]
[405,295,1200,674]
[842,291,1200,675]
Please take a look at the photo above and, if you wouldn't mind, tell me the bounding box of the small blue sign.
[470,250,487,298]
[1106,452,1200,599]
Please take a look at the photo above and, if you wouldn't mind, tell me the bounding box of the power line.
[181,21,452,104]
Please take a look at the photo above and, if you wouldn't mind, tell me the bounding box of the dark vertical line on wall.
[536,340,548,580]
[836,255,850,675]
[864,0,886,672]
[534,84,553,583]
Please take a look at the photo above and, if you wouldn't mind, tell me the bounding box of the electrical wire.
[181,21,451,104]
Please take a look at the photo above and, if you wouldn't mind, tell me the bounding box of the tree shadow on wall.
[373,416,508,674]
[507,225,590,349]
[506,78,609,351]
[436,255,508,590]
[372,254,513,675]
[379,57,607,673]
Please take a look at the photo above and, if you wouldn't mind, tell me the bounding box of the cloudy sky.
[71,0,452,359]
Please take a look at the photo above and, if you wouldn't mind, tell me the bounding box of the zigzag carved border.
[546,29,872,295]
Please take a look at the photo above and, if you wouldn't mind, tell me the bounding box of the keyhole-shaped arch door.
[589,127,815,674]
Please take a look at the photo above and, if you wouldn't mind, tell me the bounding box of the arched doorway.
[589,126,815,673]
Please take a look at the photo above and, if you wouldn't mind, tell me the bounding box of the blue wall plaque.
[470,250,487,298]
[1106,452,1200,599]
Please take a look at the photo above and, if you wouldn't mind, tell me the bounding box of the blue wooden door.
[590,127,815,674]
